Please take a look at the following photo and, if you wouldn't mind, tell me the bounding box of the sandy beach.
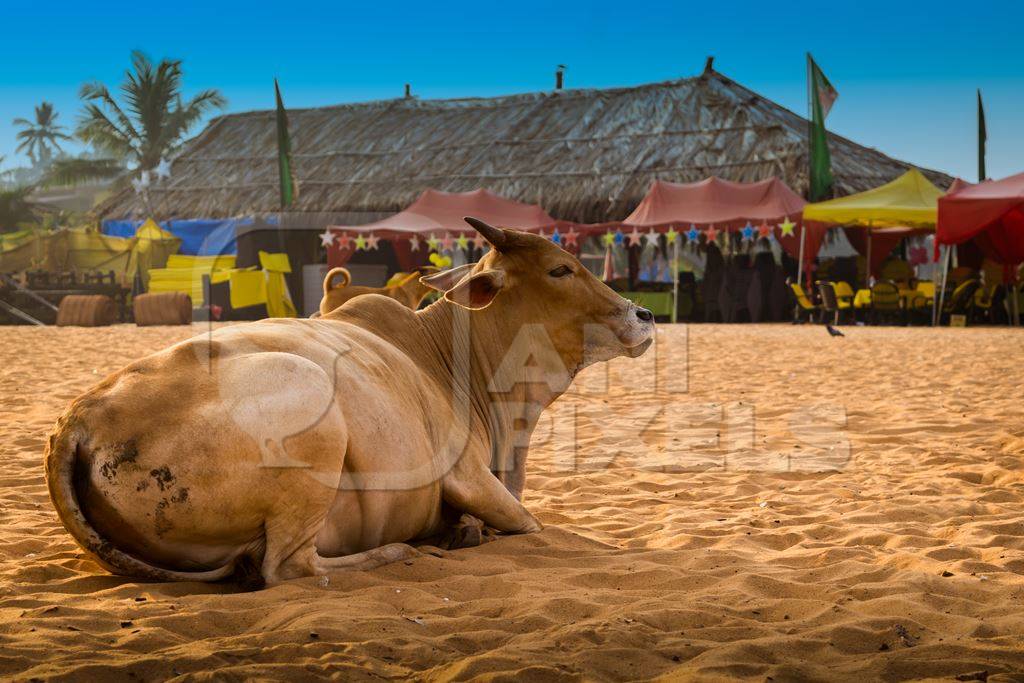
[2,323,1023,681]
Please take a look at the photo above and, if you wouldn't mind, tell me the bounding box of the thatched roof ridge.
[97,68,953,226]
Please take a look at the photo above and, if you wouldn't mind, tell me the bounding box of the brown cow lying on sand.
[45,218,654,587]
[318,266,437,316]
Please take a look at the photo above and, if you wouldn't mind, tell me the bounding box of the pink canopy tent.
[619,177,818,322]
[622,177,822,275]
[326,188,562,269]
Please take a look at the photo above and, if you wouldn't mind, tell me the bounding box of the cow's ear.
[444,269,505,310]
[420,263,474,292]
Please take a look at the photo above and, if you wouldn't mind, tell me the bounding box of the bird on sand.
[825,324,845,337]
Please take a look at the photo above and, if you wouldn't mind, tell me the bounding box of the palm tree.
[77,50,225,171]
[13,102,71,167]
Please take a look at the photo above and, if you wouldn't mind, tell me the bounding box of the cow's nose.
[636,307,654,323]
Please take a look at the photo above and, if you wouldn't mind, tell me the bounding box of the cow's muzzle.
[616,301,655,352]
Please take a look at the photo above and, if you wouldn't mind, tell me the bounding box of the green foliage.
[0,186,45,232]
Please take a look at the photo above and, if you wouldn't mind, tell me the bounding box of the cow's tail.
[45,416,236,583]
[323,267,351,294]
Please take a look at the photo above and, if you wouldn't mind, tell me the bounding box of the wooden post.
[797,224,806,287]
[935,245,951,325]
[671,231,679,324]
[865,229,873,287]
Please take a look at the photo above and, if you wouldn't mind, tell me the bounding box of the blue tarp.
[101,218,271,256]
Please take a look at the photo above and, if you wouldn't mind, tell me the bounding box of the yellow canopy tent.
[803,168,943,228]
[803,169,943,288]
[127,219,181,288]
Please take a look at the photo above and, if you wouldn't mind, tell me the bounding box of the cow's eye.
[548,265,573,278]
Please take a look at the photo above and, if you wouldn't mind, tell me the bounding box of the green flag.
[977,89,987,182]
[275,79,296,209]
[807,55,838,202]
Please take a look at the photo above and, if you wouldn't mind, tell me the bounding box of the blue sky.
[2,0,1021,181]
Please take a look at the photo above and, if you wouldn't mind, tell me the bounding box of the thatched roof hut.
[97,66,953,227]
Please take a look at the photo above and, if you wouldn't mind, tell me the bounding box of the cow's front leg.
[442,461,542,535]
[440,512,486,549]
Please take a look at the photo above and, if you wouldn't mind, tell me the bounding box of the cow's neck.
[415,300,579,497]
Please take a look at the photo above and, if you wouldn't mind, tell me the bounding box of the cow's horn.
[464,216,508,250]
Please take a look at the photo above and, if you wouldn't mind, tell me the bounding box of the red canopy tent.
[622,177,821,268]
[326,188,563,269]
[936,173,1024,325]
[938,173,1024,268]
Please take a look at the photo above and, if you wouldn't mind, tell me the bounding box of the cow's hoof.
[444,523,483,550]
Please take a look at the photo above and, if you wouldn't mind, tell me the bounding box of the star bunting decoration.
[626,228,643,247]
[131,171,151,194]
[440,233,454,251]
[455,233,469,251]
[409,235,422,252]
[686,225,701,242]
[644,228,659,246]
[551,228,562,245]
[366,233,380,250]
[471,232,489,250]
[757,221,772,239]
[601,231,616,248]
[778,217,796,237]
[354,235,367,251]
[154,158,172,181]
[336,232,352,250]
[563,228,579,249]
[613,230,624,245]
[705,225,720,242]
[426,234,440,252]
[318,229,335,248]
[740,223,756,242]
[665,227,679,244]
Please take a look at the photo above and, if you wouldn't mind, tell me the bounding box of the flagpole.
[977,89,987,182]
[806,53,813,197]
[802,53,813,290]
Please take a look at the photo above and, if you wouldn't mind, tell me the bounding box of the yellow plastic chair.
[789,282,818,323]
[973,283,999,323]
[816,281,851,324]
[870,281,903,324]
[1006,283,1024,324]
[834,281,855,308]
[880,259,913,288]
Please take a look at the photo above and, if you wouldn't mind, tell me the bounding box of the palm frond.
[80,81,142,146]
[76,101,137,160]
[39,158,125,188]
